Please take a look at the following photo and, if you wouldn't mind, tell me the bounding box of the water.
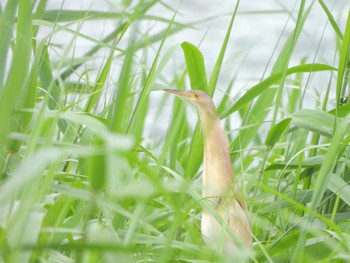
[42,0,349,80]
[2,0,349,136]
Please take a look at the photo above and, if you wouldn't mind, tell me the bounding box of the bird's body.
[165,89,252,250]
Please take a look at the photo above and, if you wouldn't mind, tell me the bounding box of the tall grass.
[0,0,349,262]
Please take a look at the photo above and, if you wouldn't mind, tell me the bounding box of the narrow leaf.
[336,10,350,105]
[208,0,240,96]
[181,42,208,91]
[265,118,292,148]
[221,64,336,118]
[291,109,336,137]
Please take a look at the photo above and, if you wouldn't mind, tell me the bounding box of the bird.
[164,89,252,251]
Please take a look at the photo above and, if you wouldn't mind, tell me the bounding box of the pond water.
[17,0,350,137]
[45,0,349,83]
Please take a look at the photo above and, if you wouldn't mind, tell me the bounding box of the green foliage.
[336,10,350,105]
[221,64,337,118]
[265,118,291,148]
[0,0,350,262]
[181,41,208,91]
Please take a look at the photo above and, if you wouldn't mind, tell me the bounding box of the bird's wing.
[226,198,252,247]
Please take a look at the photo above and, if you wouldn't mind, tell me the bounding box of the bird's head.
[163,89,217,119]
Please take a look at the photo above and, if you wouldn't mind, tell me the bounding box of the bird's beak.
[163,89,190,99]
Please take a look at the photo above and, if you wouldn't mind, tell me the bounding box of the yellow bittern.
[164,89,252,250]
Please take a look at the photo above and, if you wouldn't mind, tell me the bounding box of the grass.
[0,0,350,262]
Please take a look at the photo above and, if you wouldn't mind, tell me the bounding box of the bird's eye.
[193,93,199,99]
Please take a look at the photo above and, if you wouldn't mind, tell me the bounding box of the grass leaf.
[221,64,336,118]
[181,41,208,91]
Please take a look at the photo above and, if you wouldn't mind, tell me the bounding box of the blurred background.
[1,1,350,262]
[38,0,350,136]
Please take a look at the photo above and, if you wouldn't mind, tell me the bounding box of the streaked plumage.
[164,89,252,249]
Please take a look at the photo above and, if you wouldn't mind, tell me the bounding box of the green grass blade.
[108,45,134,133]
[127,6,178,134]
[310,115,350,210]
[208,0,240,96]
[84,50,114,113]
[265,118,291,148]
[221,64,336,118]
[0,0,19,87]
[327,174,350,207]
[229,2,313,159]
[291,109,337,137]
[0,0,32,152]
[0,148,64,205]
[181,41,208,91]
[59,25,125,81]
[19,42,45,134]
[318,0,343,39]
[86,138,106,192]
[39,46,62,110]
[294,113,350,260]
[336,10,350,105]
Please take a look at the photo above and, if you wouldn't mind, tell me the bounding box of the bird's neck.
[200,112,234,198]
